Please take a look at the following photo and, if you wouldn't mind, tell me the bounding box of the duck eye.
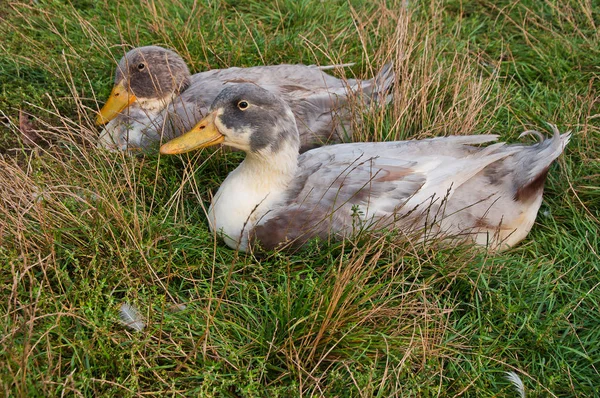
[137,63,145,71]
[237,100,249,110]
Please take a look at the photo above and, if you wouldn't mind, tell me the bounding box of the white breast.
[207,166,286,251]
[98,115,149,151]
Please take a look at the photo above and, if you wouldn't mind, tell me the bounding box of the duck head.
[160,83,300,157]
[96,46,191,125]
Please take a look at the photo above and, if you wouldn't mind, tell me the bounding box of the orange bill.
[95,81,137,125]
[160,111,224,154]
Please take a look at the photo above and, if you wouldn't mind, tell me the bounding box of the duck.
[159,84,570,253]
[96,46,394,152]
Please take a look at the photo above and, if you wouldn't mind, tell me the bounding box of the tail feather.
[512,124,570,201]
[347,62,395,106]
[367,62,396,104]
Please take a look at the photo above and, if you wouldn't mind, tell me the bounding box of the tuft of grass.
[1,0,598,396]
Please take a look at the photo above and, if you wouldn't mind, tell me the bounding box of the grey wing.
[282,89,354,151]
[250,145,427,250]
[250,135,508,250]
[255,63,395,149]
[193,64,346,89]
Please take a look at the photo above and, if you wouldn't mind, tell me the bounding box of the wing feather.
[251,135,515,250]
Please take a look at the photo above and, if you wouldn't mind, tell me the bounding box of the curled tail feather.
[372,62,395,104]
[348,62,395,106]
[369,62,395,105]
[513,124,570,201]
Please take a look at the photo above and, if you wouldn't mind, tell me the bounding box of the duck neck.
[136,93,176,115]
[239,143,299,191]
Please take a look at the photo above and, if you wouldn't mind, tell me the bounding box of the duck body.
[161,84,570,253]
[257,133,571,250]
[97,46,394,152]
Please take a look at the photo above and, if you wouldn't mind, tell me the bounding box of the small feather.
[505,371,526,398]
[119,303,145,332]
[167,303,187,313]
[542,209,551,218]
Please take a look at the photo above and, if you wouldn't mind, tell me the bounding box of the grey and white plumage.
[97,46,394,152]
[160,84,570,253]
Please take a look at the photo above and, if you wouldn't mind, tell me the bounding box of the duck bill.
[95,81,137,125]
[160,111,224,155]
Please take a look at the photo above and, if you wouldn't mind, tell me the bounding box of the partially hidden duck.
[160,84,570,253]
[96,46,394,152]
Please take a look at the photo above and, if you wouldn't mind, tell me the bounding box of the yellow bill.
[160,111,224,155]
[95,81,137,125]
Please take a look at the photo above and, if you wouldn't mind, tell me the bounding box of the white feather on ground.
[119,302,145,332]
[505,371,526,398]
[167,303,187,313]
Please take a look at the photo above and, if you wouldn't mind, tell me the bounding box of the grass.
[0,0,598,396]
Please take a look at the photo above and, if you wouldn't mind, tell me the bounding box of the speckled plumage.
[174,84,570,253]
[97,46,394,152]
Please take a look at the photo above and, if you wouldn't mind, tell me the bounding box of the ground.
[0,0,598,396]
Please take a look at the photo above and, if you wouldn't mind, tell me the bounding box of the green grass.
[1,0,599,396]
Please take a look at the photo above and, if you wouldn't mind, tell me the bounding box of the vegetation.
[0,0,598,396]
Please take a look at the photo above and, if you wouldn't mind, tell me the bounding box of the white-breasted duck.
[160,84,570,252]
